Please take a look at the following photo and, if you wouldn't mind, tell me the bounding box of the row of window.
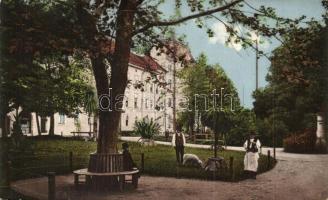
[123,115,172,128]
[59,113,173,129]
[125,98,173,109]
[58,114,81,125]
[132,83,161,94]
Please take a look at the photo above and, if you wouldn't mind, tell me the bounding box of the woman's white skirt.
[244,152,259,172]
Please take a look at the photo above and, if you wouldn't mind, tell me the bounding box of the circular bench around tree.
[74,153,139,191]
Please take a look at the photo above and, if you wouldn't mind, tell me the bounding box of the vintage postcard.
[0,0,327,199]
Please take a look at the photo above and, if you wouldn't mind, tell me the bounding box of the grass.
[2,136,276,183]
[129,142,275,181]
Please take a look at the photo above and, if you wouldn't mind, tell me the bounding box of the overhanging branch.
[132,0,243,35]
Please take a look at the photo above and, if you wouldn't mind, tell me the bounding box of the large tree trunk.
[93,113,98,138]
[48,114,54,136]
[75,0,137,189]
[35,113,41,136]
[0,114,6,138]
[0,138,9,190]
[91,56,114,153]
[93,0,137,154]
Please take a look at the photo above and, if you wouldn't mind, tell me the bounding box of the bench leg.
[74,174,78,186]
[119,175,125,191]
[86,175,92,186]
[132,174,138,189]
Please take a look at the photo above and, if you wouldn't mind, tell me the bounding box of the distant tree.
[178,53,251,151]
[253,19,328,146]
[178,53,210,135]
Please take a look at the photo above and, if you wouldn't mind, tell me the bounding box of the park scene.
[0,0,327,199]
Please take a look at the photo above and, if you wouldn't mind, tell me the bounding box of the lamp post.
[255,33,259,90]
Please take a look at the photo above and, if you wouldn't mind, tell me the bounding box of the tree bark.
[0,114,6,138]
[49,114,54,136]
[0,138,9,189]
[93,0,137,154]
[93,113,98,138]
[91,56,113,153]
[35,113,41,136]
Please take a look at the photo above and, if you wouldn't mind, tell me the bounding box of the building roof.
[104,38,165,73]
[129,53,166,72]
[160,39,195,63]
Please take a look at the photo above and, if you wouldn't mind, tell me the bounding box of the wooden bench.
[71,131,93,138]
[73,168,139,191]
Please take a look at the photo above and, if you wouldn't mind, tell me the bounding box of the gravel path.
[12,152,328,200]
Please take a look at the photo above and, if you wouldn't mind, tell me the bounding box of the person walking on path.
[243,133,261,179]
[172,126,186,164]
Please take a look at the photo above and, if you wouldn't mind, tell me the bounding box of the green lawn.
[4,137,275,182]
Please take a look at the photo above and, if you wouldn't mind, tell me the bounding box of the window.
[134,98,138,108]
[168,98,172,107]
[125,115,129,126]
[150,84,153,93]
[59,114,65,124]
[74,115,79,124]
[150,100,153,109]
[145,99,148,109]
[125,99,129,108]
[41,117,47,133]
[168,79,172,89]
[156,86,159,94]
[168,115,172,128]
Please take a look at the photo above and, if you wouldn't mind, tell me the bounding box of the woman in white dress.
[243,134,261,179]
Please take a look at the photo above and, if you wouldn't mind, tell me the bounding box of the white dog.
[183,154,203,168]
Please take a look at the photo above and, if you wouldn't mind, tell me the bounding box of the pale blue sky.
[160,0,325,108]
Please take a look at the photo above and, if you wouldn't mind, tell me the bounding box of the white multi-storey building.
[2,41,193,137]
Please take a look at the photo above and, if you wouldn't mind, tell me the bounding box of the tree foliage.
[253,16,328,146]
[0,0,304,152]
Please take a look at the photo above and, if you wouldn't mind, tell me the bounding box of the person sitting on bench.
[122,142,136,171]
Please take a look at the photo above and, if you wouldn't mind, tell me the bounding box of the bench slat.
[74,168,139,176]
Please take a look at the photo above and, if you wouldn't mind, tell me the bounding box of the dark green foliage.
[226,109,256,146]
[179,54,256,146]
[253,22,328,147]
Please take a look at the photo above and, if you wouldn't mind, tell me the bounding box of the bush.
[133,118,160,139]
[283,129,317,153]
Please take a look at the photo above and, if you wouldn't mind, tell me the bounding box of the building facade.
[3,41,193,137]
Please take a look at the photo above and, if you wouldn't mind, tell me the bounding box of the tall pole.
[214,111,218,158]
[172,61,177,133]
[255,34,259,90]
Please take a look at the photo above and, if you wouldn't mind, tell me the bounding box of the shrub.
[283,129,317,153]
[133,118,160,140]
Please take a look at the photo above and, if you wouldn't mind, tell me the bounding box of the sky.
[160,0,325,108]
